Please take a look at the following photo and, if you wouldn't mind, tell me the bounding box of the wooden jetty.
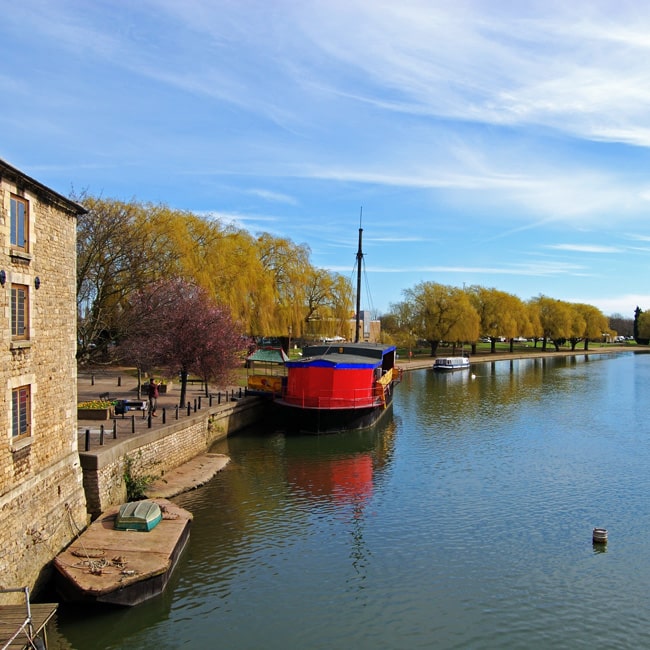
[53,498,191,607]
[0,587,56,650]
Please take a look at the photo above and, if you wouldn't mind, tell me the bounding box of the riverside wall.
[79,395,268,518]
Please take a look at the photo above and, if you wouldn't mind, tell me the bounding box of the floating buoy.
[592,528,608,544]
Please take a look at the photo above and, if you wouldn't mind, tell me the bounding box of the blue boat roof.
[285,342,396,369]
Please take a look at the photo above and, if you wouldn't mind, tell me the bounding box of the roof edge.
[0,157,87,215]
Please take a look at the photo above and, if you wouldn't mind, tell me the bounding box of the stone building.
[0,158,87,602]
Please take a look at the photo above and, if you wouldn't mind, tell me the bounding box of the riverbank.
[397,343,643,372]
[77,344,644,501]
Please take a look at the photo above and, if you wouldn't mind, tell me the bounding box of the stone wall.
[0,161,88,603]
[80,396,268,517]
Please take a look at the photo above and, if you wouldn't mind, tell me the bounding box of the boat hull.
[432,357,470,371]
[275,394,394,435]
[53,499,191,607]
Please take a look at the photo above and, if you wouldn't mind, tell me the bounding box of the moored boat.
[53,499,191,607]
[274,220,401,434]
[275,342,401,434]
[432,356,470,371]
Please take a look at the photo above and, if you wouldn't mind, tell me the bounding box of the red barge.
[276,341,401,434]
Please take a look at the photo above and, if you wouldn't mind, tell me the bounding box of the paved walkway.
[77,367,239,497]
[77,368,241,440]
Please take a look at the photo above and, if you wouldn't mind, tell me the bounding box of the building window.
[10,195,29,252]
[12,385,31,438]
[11,284,29,339]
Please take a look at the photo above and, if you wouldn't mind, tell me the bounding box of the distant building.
[346,312,381,343]
[0,158,87,601]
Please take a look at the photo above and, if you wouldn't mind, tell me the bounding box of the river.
[52,351,650,649]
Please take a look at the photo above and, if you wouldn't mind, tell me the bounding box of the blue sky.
[3,1,650,318]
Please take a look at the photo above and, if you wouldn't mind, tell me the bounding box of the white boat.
[432,356,470,371]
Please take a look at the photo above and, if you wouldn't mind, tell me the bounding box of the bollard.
[209,394,213,407]
[239,387,242,398]
[162,408,166,424]
[117,376,121,387]
[131,414,136,433]
[147,412,152,429]
[175,405,179,420]
[187,402,191,416]
[91,375,95,386]
[113,420,117,439]
[198,396,202,410]
[99,424,105,446]
[85,429,90,452]
[218,392,222,404]
[194,398,197,413]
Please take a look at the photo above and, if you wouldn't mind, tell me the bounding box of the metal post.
[85,429,90,451]
[113,419,117,439]
[187,402,191,416]
[131,414,136,433]
[175,405,179,420]
[91,375,95,386]
[198,396,202,410]
[162,408,166,424]
[99,424,104,445]
[117,376,122,386]
[148,412,152,428]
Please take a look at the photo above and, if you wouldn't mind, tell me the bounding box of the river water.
[52,352,650,649]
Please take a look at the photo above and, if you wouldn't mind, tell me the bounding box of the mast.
[355,208,363,343]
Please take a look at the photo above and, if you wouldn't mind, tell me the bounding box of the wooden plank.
[0,603,57,649]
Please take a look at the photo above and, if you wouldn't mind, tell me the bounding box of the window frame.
[12,385,31,440]
[10,194,29,252]
[11,283,29,340]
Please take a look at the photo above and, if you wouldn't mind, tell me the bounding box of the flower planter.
[158,382,172,394]
[78,407,111,421]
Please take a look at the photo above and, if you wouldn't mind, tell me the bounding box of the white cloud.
[546,244,624,253]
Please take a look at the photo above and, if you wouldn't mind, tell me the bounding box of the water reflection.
[51,352,650,649]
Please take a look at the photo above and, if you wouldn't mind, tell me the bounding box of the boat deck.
[0,602,57,649]
[54,498,192,606]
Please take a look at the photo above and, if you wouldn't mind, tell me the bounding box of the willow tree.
[163,212,264,333]
[569,303,610,350]
[531,296,574,351]
[405,282,480,356]
[75,195,182,362]
[303,269,353,340]
[382,299,418,349]
[256,233,312,338]
[469,286,531,352]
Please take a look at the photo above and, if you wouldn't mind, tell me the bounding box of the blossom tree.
[120,278,246,408]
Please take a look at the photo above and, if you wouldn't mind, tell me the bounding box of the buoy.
[592,528,608,544]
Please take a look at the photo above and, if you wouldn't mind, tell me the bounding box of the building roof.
[246,347,290,364]
[0,157,87,215]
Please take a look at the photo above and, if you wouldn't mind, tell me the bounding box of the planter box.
[159,383,172,394]
[78,407,111,421]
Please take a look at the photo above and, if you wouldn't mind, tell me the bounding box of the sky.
[2,0,650,319]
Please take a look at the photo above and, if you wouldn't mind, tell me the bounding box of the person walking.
[148,377,160,416]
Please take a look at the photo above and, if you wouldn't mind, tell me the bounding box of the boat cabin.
[282,343,397,409]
